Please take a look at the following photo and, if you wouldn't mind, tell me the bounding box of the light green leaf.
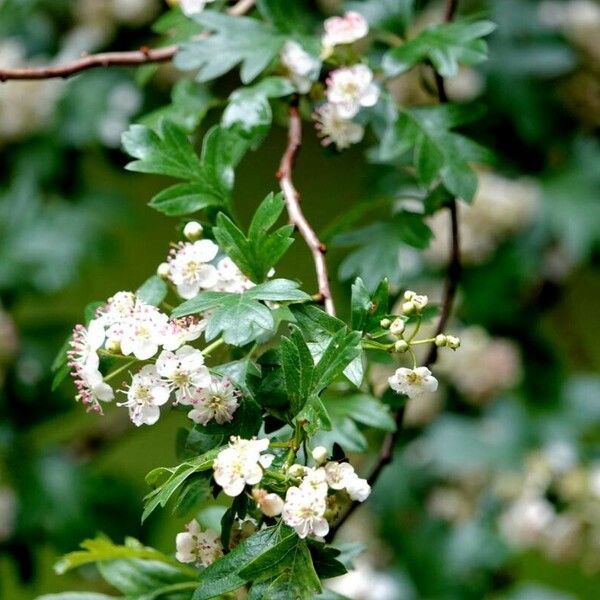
[176,12,285,84]
[137,276,168,306]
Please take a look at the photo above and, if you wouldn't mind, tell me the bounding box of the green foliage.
[350,278,389,334]
[383,19,496,78]
[136,276,168,306]
[176,11,286,83]
[172,279,311,346]
[123,121,249,216]
[346,0,415,36]
[222,77,295,144]
[213,192,294,282]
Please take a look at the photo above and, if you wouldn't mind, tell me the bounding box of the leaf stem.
[103,358,138,383]
[202,337,225,356]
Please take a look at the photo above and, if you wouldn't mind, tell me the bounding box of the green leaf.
[122,120,203,180]
[223,77,294,143]
[213,192,294,282]
[142,448,220,522]
[351,278,390,334]
[312,328,362,393]
[54,537,181,575]
[192,527,298,600]
[256,0,317,34]
[307,540,347,579]
[383,19,497,78]
[136,276,168,306]
[171,474,211,518]
[335,212,432,289]
[37,595,121,600]
[176,12,285,84]
[280,325,315,415]
[296,394,332,437]
[172,279,310,346]
[326,394,396,432]
[346,0,414,36]
[247,537,321,600]
[148,183,223,217]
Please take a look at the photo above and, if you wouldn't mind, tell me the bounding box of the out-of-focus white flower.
[346,475,371,502]
[326,64,379,119]
[119,365,170,426]
[252,488,285,517]
[588,464,600,498]
[281,41,321,94]
[499,496,556,548]
[213,437,273,497]
[156,345,210,405]
[168,240,220,299]
[175,519,223,566]
[180,0,216,17]
[282,485,329,539]
[327,562,401,600]
[425,171,539,266]
[187,377,239,425]
[436,326,521,404]
[110,0,160,25]
[314,103,364,150]
[388,367,438,399]
[324,462,370,501]
[322,11,369,55]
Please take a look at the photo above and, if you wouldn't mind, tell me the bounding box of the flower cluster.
[175,519,223,567]
[425,171,539,266]
[282,456,371,539]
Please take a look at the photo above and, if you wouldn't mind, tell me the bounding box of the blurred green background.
[0,0,599,599]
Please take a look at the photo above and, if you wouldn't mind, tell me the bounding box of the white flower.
[312,446,328,464]
[68,320,105,373]
[499,496,556,548]
[300,467,328,498]
[119,300,169,360]
[326,64,379,119]
[187,377,239,425]
[168,240,219,299]
[209,257,255,294]
[161,316,205,352]
[314,103,364,150]
[388,367,438,399]
[252,488,285,517]
[180,0,215,17]
[324,462,371,501]
[183,220,203,241]
[74,365,115,413]
[175,519,223,566]
[282,485,329,539]
[213,437,272,497]
[156,345,211,405]
[281,41,320,94]
[119,365,170,426]
[322,11,369,55]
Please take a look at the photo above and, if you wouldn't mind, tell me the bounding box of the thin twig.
[328,0,462,540]
[0,0,256,82]
[277,104,336,316]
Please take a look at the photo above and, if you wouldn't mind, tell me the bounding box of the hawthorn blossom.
[175,519,223,567]
[119,365,170,426]
[326,64,379,119]
[282,485,329,539]
[187,377,239,425]
[161,316,205,352]
[180,0,215,17]
[281,40,320,94]
[156,345,210,405]
[300,467,329,497]
[252,488,285,517]
[168,240,219,299]
[322,11,369,55]
[119,300,169,360]
[324,462,371,501]
[75,366,115,413]
[388,366,439,399]
[68,320,104,373]
[210,257,255,294]
[213,437,273,497]
[314,103,364,150]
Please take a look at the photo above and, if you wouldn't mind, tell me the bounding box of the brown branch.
[0,0,256,82]
[328,0,462,540]
[277,105,336,316]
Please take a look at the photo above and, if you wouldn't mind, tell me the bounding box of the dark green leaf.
[176,12,285,84]
[383,19,496,78]
[280,325,315,415]
[148,183,224,217]
[137,276,168,306]
[296,394,332,437]
[312,329,362,393]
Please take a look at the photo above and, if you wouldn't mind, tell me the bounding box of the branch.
[328,0,462,540]
[277,105,336,316]
[0,0,256,82]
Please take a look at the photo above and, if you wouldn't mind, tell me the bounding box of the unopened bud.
[394,340,409,353]
[435,334,447,347]
[183,221,203,241]
[379,318,391,329]
[402,301,415,314]
[288,464,306,478]
[311,446,328,464]
[404,290,416,301]
[446,335,461,349]
[252,488,284,517]
[105,339,121,354]
[157,262,170,279]
[412,294,428,310]
[390,318,405,336]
